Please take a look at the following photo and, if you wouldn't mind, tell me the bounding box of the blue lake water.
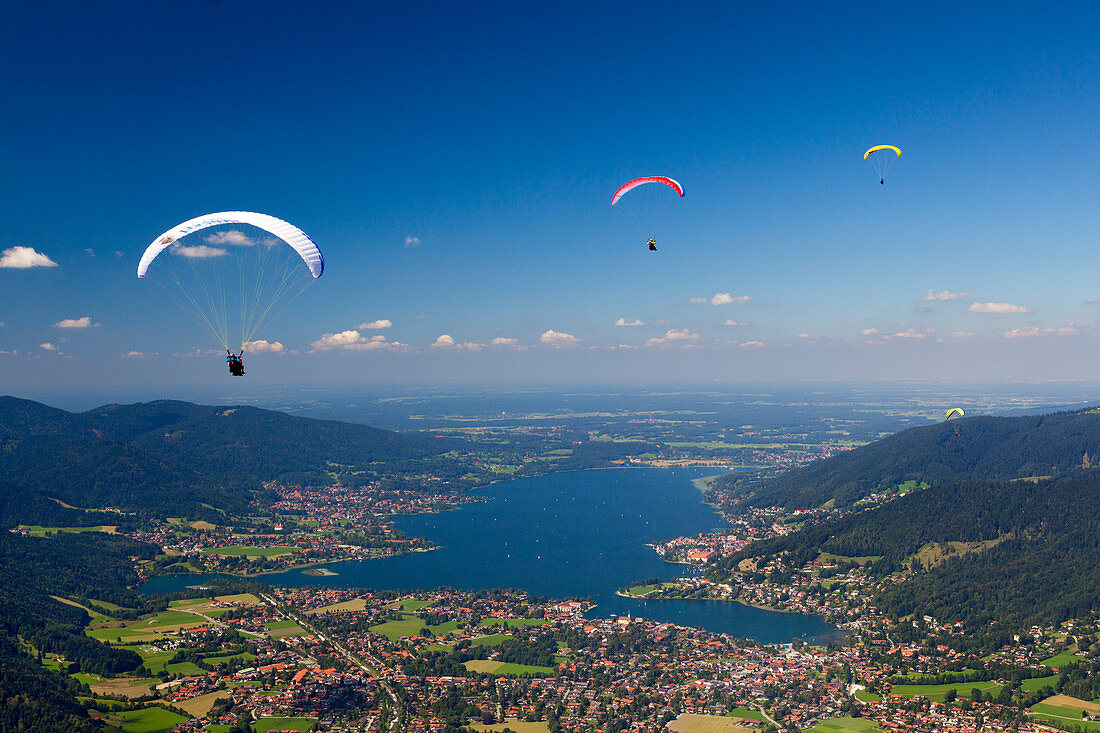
[143,468,838,644]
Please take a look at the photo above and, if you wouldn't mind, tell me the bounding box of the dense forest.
[713,408,1100,509]
[0,396,463,522]
[713,471,1100,631]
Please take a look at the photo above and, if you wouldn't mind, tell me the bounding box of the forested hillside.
[714,408,1100,509]
[0,397,460,523]
[714,472,1100,632]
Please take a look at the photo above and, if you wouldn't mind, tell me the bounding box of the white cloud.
[311,330,407,351]
[432,334,483,350]
[797,333,812,339]
[690,297,707,304]
[54,316,93,329]
[968,301,1031,314]
[175,244,228,259]
[0,349,17,355]
[921,288,969,301]
[173,348,221,358]
[884,328,928,340]
[404,236,420,248]
[1004,325,1077,339]
[723,320,748,327]
[861,327,879,336]
[39,342,58,351]
[243,339,285,353]
[615,318,644,327]
[122,350,146,358]
[491,337,519,346]
[358,319,393,330]
[739,340,765,349]
[646,329,700,347]
[204,230,254,246]
[0,246,58,269]
[710,292,751,306]
[950,331,977,339]
[540,329,578,346]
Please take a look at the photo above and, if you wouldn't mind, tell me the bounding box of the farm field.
[264,619,309,637]
[368,614,457,641]
[200,545,300,557]
[471,719,550,732]
[666,713,756,732]
[889,680,1002,702]
[463,660,556,676]
[807,717,881,732]
[306,598,368,614]
[112,706,189,733]
[252,717,317,732]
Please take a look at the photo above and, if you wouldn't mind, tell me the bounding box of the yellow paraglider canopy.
[864,145,902,160]
[945,408,964,420]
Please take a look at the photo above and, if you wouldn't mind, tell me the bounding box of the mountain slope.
[717,408,1100,509]
[0,397,457,522]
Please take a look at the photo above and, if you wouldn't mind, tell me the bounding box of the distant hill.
[715,408,1100,509]
[0,397,456,523]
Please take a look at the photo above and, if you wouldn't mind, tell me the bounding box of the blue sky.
[3,1,1100,389]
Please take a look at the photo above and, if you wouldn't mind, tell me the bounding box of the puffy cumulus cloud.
[797,333,812,339]
[491,337,519,346]
[54,316,93,329]
[608,344,637,350]
[723,320,747,327]
[432,334,483,350]
[614,317,644,327]
[646,328,700,347]
[0,349,17,355]
[921,288,969,301]
[0,246,58,269]
[358,319,392,330]
[176,244,228,259]
[861,327,879,336]
[243,339,285,353]
[204,230,254,246]
[1004,325,1077,339]
[39,342,59,351]
[540,329,578,346]
[404,236,420,248]
[968,301,1031,314]
[884,328,929,340]
[122,350,146,358]
[310,330,409,351]
[710,293,751,306]
[739,340,765,349]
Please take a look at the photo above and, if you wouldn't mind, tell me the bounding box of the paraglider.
[226,350,245,377]
[138,212,323,376]
[945,407,964,436]
[864,145,901,184]
[612,176,684,250]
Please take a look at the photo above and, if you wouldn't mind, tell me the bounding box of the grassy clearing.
[1021,674,1059,693]
[369,614,456,641]
[386,597,433,612]
[175,690,229,717]
[478,617,550,628]
[215,593,263,605]
[889,680,1001,702]
[137,649,203,675]
[910,537,1007,571]
[307,598,368,614]
[462,660,555,676]
[113,706,189,733]
[666,714,756,732]
[470,633,509,647]
[807,718,881,732]
[51,596,109,624]
[204,651,257,665]
[265,620,309,637]
[471,720,550,733]
[727,707,765,721]
[854,689,881,702]
[18,525,111,536]
[1042,651,1088,669]
[200,545,300,557]
[816,552,882,566]
[252,717,317,732]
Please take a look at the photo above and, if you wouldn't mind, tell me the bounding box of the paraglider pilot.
[226,350,245,377]
[647,239,657,251]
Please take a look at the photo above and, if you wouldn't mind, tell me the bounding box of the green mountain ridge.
[716,408,1100,510]
[0,396,457,524]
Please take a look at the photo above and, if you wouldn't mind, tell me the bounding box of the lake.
[143,468,839,644]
